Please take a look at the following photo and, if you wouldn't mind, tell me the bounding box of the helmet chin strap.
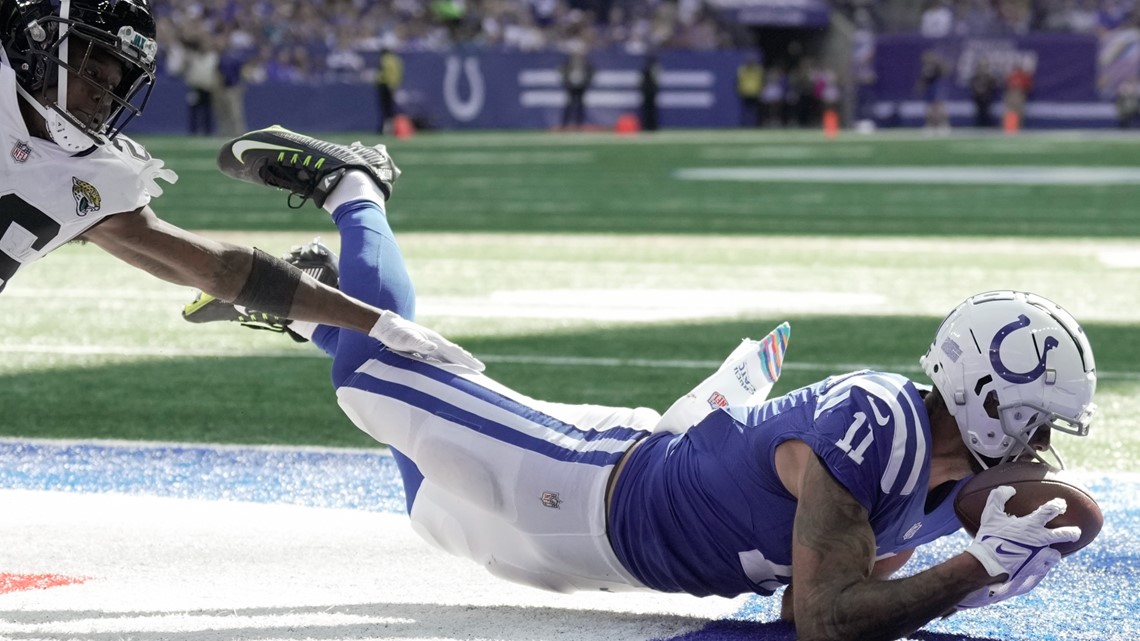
[968,420,1067,471]
[58,0,70,123]
[12,83,100,152]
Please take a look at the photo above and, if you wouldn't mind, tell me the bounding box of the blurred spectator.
[851,8,878,127]
[560,49,594,130]
[326,35,368,82]
[1097,0,1133,30]
[177,35,220,135]
[376,48,405,134]
[260,46,313,84]
[1062,0,1103,33]
[640,53,661,131]
[760,66,787,127]
[150,0,748,85]
[970,58,999,127]
[955,0,1000,36]
[921,0,955,37]
[814,65,841,118]
[788,59,816,127]
[997,0,1032,34]
[736,54,763,127]
[866,0,1134,34]
[915,50,951,131]
[1116,77,1140,127]
[1004,60,1035,126]
[215,33,251,137]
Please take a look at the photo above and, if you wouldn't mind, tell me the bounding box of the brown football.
[953,461,1103,556]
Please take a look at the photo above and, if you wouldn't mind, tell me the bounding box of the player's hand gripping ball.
[954,461,1103,556]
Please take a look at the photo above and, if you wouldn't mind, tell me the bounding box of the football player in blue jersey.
[0,0,444,358]
[198,126,1098,641]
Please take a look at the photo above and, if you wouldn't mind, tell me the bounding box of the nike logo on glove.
[231,140,302,164]
[980,536,1033,557]
[994,542,1027,557]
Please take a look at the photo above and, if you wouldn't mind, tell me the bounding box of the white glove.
[958,546,1061,608]
[140,156,178,197]
[960,485,1078,606]
[369,310,484,371]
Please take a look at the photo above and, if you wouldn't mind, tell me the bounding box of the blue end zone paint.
[660,474,1140,641]
[1,440,1136,641]
[0,440,406,513]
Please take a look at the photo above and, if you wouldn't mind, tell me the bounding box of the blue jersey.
[608,370,967,598]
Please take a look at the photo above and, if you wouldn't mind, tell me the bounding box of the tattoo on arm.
[792,456,988,641]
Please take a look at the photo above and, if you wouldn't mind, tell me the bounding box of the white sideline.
[3,343,1140,381]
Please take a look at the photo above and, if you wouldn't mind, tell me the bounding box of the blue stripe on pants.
[312,197,423,512]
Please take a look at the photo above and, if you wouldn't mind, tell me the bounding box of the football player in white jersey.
[0,0,455,357]
[199,124,1100,641]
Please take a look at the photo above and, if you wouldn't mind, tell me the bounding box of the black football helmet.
[0,0,157,150]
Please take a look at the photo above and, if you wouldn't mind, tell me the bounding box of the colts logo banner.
[10,140,30,163]
[72,177,101,217]
[990,314,1059,384]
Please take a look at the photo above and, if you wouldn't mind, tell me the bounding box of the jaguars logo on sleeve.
[71,177,101,216]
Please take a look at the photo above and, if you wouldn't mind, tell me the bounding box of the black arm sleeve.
[232,248,302,316]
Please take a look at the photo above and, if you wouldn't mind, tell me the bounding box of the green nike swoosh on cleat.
[231,140,304,164]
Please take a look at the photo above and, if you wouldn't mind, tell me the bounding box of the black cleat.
[217,125,400,208]
[182,239,340,343]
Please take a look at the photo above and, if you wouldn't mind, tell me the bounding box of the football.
[953,461,1103,556]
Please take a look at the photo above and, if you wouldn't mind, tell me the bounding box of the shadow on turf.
[670,619,1000,641]
[0,315,1133,445]
[0,603,1002,641]
[0,602,713,641]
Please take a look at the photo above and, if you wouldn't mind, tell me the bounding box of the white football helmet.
[920,291,1096,468]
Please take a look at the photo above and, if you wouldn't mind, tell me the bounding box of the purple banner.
[867,33,1108,128]
[132,50,750,134]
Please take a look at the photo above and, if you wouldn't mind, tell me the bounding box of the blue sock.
[315,199,416,386]
[323,197,424,513]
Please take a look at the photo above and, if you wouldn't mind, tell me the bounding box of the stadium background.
[2,1,1140,640]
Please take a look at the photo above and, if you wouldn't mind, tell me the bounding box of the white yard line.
[3,343,1139,380]
[673,166,1140,185]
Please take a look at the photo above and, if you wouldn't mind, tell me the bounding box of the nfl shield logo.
[540,491,562,509]
[11,141,30,163]
[707,391,728,409]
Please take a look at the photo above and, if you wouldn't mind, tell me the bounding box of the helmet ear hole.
[982,390,1000,419]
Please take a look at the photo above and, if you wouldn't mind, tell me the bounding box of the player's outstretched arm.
[789,455,997,641]
[83,207,483,369]
[82,207,382,334]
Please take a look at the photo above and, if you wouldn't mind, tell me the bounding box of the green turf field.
[1,130,1138,472]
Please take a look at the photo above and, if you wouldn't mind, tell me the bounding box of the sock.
[288,319,319,341]
[322,170,388,215]
[327,199,415,387]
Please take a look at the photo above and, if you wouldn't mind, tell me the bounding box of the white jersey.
[0,62,175,291]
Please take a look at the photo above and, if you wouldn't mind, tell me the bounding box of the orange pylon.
[1002,110,1020,135]
[823,108,839,139]
[393,114,415,139]
[614,113,640,135]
